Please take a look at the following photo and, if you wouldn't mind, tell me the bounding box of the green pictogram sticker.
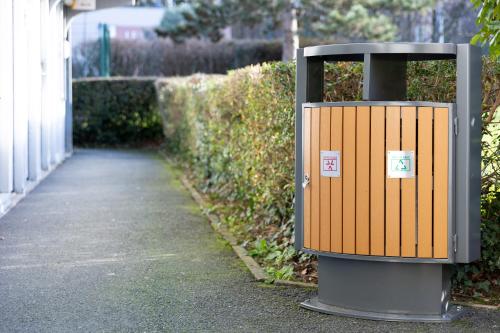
[391,157,411,172]
[387,151,415,178]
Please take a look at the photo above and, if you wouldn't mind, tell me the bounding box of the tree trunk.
[282,1,299,61]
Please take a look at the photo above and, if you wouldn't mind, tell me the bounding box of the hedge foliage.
[73,39,282,78]
[157,59,499,297]
[73,78,163,146]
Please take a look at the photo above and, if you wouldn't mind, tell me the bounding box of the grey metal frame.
[302,101,453,108]
[449,106,457,261]
[295,43,481,322]
[302,257,463,322]
[295,48,323,252]
[455,45,482,263]
[295,43,481,264]
[304,43,457,60]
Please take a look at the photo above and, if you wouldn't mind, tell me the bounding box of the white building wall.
[41,0,51,171]
[57,5,66,163]
[65,35,73,154]
[0,0,69,211]
[0,0,14,194]
[0,0,131,215]
[13,0,30,193]
[49,3,61,165]
[28,0,43,181]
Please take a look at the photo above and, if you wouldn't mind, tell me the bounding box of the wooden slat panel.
[330,107,343,253]
[356,106,370,255]
[320,107,331,252]
[385,106,401,257]
[310,107,321,250]
[370,106,385,256]
[303,108,312,249]
[417,107,433,258]
[342,106,356,254]
[401,107,416,257]
[305,103,450,259]
[434,107,449,258]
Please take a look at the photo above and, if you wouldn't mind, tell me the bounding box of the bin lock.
[302,174,310,189]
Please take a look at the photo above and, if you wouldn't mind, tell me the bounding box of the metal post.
[295,48,323,251]
[455,44,482,263]
[99,23,110,77]
[362,54,407,101]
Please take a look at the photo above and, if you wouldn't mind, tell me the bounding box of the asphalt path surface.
[0,149,498,332]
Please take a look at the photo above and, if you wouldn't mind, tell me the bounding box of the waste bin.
[295,43,481,322]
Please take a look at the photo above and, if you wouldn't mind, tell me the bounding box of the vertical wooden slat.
[311,107,321,250]
[401,107,417,257]
[417,107,433,258]
[320,107,331,252]
[356,106,370,255]
[370,106,385,256]
[303,108,312,249]
[342,106,356,254]
[434,107,449,258]
[386,106,401,257]
[330,107,343,253]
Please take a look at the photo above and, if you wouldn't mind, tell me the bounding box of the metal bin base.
[301,297,464,322]
[301,256,465,322]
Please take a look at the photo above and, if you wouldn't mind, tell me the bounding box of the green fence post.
[99,23,110,77]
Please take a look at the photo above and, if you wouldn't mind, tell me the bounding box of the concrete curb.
[452,301,499,311]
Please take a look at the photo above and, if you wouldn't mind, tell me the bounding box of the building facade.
[70,7,165,47]
[0,0,131,215]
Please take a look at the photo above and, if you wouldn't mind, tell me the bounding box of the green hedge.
[157,59,499,297]
[73,77,163,146]
[73,39,282,78]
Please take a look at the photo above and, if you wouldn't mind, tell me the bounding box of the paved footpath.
[0,149,497,332]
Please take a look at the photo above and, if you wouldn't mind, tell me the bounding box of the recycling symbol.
[393,158,410,172]
[397,159,408,171]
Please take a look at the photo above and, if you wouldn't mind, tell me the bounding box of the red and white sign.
[323,156,337,172]
[320,151,341,177]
